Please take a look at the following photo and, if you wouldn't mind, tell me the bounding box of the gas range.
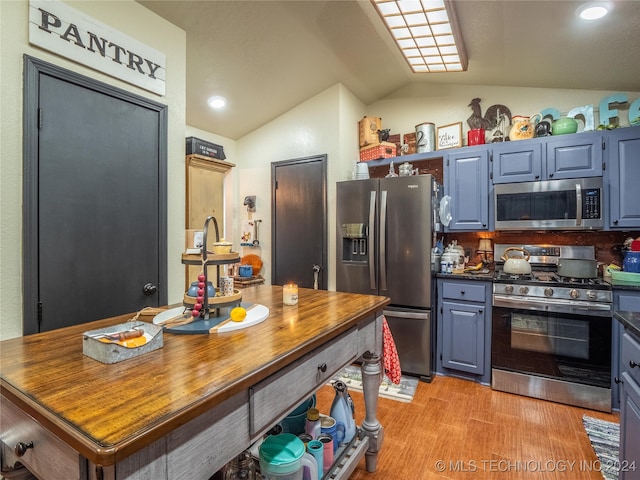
[492,244,612,313]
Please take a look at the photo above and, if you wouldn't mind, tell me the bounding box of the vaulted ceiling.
[138,0,640,140]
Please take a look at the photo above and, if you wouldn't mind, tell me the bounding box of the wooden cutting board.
[153,303,269,334]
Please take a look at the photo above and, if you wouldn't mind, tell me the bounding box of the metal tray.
[83,321,163,364]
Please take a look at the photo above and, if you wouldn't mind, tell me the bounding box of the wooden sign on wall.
[29,0,166,96]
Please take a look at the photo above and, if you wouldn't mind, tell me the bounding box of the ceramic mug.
[219,276,234,296]
[239,265,253,278]
[320,416,345,453]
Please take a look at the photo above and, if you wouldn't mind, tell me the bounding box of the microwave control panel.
[583,188,601,219]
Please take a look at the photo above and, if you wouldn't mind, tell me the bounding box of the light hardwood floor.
[315,375,620,480]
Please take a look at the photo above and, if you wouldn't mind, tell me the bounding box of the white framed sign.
[29,0,166,96]
[437,122,463,150]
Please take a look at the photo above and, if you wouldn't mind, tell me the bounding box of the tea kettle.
[501,247,532,274]
[330,381,356,445]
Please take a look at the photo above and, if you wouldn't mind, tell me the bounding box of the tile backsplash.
[445,231,638,270]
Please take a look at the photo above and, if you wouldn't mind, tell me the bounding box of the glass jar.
[222,451,256,480]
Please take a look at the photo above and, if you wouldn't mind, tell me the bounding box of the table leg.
[360,351,384,472]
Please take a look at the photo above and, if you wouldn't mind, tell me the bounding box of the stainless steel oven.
[491,244,613,412]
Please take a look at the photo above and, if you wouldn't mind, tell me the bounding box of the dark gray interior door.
[272,155,327,289]
[23,57,167,334]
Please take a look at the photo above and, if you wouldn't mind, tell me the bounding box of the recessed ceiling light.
[576,2,609,20]
[207,96,227,110]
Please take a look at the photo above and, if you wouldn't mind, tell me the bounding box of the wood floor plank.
[317,374,619,479]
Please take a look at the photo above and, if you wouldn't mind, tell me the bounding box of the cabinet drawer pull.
[14,441,34,457]
[318,363,327,373]
[631,360,639,369]
[460,290,465,295]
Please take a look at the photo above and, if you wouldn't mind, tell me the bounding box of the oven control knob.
[544,288,554,297]
[519,286,529,295]
[504,285,514,294]
[569,289,580,299]
[586,290,597,300]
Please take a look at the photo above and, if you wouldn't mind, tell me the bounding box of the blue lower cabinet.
[436,278,492,384]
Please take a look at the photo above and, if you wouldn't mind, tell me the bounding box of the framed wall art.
[437,122,463,150]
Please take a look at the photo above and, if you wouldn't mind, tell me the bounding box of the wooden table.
[0,286,389,480]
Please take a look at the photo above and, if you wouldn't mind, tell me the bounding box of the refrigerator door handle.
[369,190,376,290]
[379,189,388,292]
[383,309,430,320]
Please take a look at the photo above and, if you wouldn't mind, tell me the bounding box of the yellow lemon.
[230,307,247,322]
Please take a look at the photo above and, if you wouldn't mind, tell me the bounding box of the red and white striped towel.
[382,316,402,384]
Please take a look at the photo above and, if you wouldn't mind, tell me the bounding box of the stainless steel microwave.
[494,177,604,231]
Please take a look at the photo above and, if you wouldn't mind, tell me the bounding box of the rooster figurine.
[467,98,512,132]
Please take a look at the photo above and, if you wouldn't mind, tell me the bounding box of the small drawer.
[621,332,640,385]
[249,328,358,439]
[442,281,486,303]
[615,292,640,313]
[0,398,83,480]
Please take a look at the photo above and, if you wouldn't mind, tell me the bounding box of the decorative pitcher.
[329,381,356,445]
[509,113,542,141]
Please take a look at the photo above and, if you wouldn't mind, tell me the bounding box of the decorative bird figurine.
[467,98,512,131]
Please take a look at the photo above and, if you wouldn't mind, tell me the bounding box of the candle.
[283,283,298,305]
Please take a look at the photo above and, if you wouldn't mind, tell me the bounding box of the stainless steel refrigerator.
[336,175,440,381]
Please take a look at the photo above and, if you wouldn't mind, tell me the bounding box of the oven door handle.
[493,294,612,316]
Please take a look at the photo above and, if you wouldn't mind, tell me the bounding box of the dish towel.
[382,316,402,384]
[240,220,254,246]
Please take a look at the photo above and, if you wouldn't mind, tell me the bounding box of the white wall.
[234,84,365,289]
[368,83,640,144]
[0,0,186,340]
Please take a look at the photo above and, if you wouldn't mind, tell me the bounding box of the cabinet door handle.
[479,310,483,314]
[318,363,327,373]
[631,360,639,369]
[14,441,34,457]
[614,376,623,384]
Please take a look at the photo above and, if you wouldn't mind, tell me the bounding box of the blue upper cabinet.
[545,130,604,179]
[492,131,603,184]
[607,126,640,230]
[445,146,490,231]
[492,141,543,183]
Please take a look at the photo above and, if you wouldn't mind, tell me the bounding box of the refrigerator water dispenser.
[341,223,368,262]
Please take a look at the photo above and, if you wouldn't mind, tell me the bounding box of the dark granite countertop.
[436,271,494,282]
[614,311,640,339]
[605,279,640,292]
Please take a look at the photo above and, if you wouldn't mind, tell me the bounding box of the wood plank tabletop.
[0,286,389,465]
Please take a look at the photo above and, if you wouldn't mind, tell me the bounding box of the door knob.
[143,283,157,295]
[15,441,33,457]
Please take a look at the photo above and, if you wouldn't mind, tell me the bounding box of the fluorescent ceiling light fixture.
[207,96,227,109]
[371,0,468,73]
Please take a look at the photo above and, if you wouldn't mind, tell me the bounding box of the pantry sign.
[29,0,166,96]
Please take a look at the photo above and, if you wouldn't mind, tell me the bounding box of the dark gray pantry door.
[271,155,327,290]
[23,56,167,334]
